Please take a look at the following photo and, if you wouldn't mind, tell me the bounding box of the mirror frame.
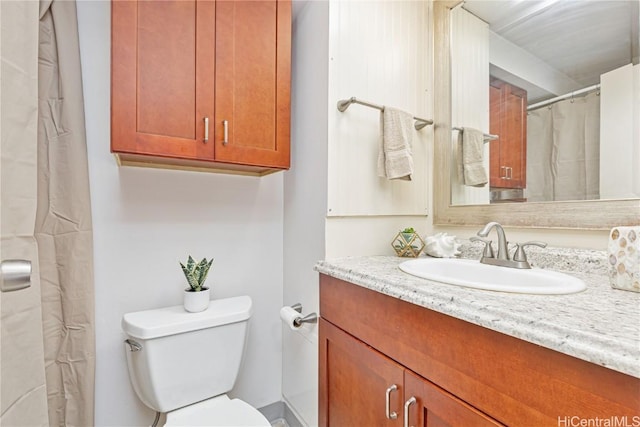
[433,1,640,230]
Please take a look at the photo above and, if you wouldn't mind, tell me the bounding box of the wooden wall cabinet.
[489,78,526,189]
[111,0,291,176]
[319,274,640,426]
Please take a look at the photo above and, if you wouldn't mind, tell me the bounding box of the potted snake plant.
[180,256,214,312]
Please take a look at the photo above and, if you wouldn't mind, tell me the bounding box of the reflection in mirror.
[450,0,639,206]
[433,1,639,229]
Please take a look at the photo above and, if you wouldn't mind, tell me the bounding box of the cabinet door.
[111,0,215,160]
[319,319,404,427]
[489,80,527,189]
[404,371,503,427]
[214,0,291,169]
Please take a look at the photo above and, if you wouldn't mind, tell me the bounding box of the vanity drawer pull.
[385,384,398,420]
[404,396,416,427]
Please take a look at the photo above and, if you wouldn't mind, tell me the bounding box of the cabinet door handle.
[404,397,416,427]
[500,166,506,179]
[222,120,229,146]
[203,117,209,143]
[385,384,398,420]
[506,166,512,180]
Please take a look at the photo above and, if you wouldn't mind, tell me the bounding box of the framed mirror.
[433,0,640,229]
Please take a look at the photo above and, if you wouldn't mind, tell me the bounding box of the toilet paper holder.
[290,303,318,327]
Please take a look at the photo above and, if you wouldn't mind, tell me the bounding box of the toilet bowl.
[165,395,269,426]
[122,296,269,426]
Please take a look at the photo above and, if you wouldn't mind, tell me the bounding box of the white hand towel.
[377,107,414,181]
[456,127,487,187]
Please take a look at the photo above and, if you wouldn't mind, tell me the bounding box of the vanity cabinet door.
[489,79,527,189]
[319,319,405,427]
[403,371,503,427]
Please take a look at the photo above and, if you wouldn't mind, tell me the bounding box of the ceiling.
[462,0,639,102]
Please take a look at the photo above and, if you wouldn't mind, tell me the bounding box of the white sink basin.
[399,258,586,295]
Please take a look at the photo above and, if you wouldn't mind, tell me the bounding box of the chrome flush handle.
[203,117,209,143]
[124,339,142,352]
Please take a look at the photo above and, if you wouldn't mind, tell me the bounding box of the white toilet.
[122,295,270,426]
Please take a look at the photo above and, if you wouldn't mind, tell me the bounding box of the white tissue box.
[608,226,640,293]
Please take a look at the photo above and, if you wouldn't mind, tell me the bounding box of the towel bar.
[337,97,433,130]
[452,127,498,143]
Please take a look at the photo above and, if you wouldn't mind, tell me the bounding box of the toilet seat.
[164,395,270,427]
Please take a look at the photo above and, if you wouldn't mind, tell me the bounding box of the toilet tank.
[122,296,252,413]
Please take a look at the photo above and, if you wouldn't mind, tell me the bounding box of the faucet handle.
[470,236,495,259]
[513,241,547,263]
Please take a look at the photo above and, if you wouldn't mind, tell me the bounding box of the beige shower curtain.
[1,1,49,425]
[527,91,600,202]
[1,0,95,425]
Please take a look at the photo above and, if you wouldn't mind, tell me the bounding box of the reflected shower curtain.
[527,91,600,202]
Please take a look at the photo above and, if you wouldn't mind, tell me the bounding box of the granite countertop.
[315,246,640,379]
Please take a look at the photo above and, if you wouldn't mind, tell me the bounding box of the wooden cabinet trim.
[111,1,137,153]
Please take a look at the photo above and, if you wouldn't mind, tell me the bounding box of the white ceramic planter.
[183,287,211,313]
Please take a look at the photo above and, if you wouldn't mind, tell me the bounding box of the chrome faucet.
[477,222,509,261]
[473,222,547,269]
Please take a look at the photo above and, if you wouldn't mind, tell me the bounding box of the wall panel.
[327,0,431,217]
[450,6,490,205]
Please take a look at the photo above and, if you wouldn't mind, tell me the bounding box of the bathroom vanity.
[317,255,640,426]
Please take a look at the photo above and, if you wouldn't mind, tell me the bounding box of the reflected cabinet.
[111,0,291,175]
[489,78,527,190]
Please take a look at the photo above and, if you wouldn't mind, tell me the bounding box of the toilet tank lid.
[122,296,252,339]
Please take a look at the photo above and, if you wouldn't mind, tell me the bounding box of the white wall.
[489,31,582,100]
[77,2,284,426]
[327,0,431,217]
[284,2,432,425]
[600,63,640,199]
[283,1,329,425]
